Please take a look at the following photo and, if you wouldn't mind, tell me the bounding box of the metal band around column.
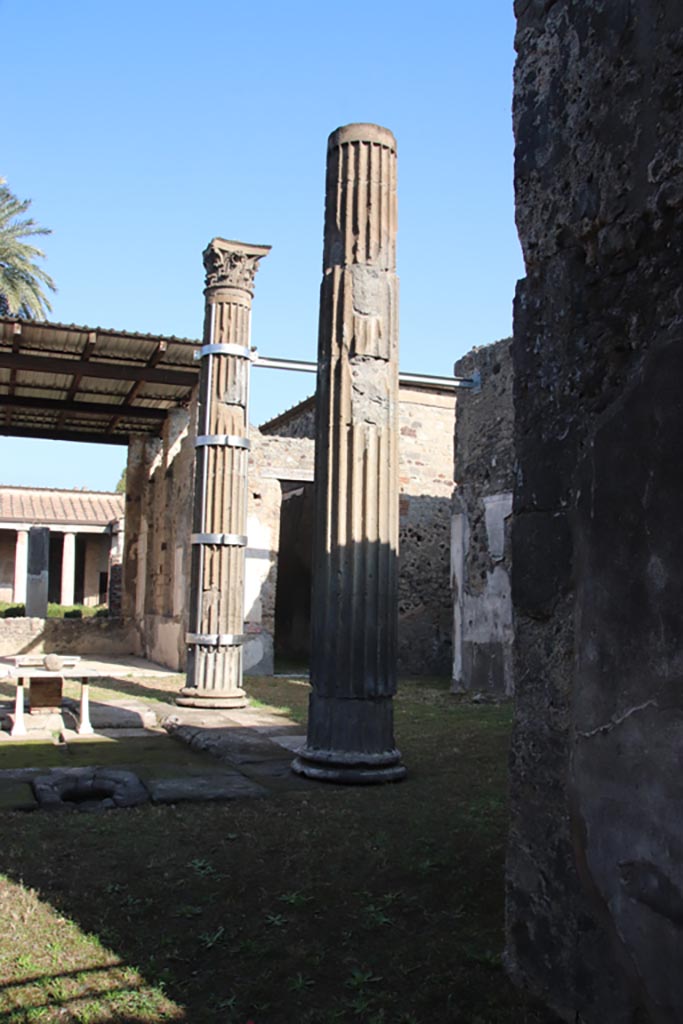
[191,532,248,547]
[195,434,250,450]
[186,632,246,646]
[195,343,251,360]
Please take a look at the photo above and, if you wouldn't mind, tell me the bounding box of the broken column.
[506,2,683,1021]
[292,123,405,783]
[177,238,270,707]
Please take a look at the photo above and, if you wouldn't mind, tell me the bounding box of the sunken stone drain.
[32,768,149,812]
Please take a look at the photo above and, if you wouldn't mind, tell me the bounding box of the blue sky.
[2,0,522,491]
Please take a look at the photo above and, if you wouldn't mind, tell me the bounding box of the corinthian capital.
[202,238,271,294]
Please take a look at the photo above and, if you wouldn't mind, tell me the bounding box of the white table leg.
[78,681,94,736]
[11,683,27,738]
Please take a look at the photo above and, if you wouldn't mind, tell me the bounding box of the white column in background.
[61,531,76,606]
[13,530,28,604]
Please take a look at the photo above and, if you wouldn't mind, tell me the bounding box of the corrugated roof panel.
[0,318,199,443]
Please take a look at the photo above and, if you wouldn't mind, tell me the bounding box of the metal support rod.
[248,350,480,390]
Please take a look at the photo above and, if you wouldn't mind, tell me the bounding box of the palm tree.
[0,179,56,319]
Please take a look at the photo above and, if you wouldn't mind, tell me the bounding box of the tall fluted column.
[292,124,406,783]
[177,238,270,708]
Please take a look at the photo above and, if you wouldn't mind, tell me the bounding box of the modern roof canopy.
[0,318,199,446]
[0,317,468,447]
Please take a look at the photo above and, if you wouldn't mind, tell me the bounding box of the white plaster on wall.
[135,526,148,618]
[451,510,468,684]
[483,492,513,561]
[463,565,513,643]
[173,545,185,617]
[148,618,182,671]
[245,515,273,625]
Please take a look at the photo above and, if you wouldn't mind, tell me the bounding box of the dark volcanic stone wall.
[452,339,515,696]
[507,3,683,1023]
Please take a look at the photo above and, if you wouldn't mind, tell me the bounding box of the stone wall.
[507,3,683,1022]
[260,384,455,676]
[244,431,315,674]
[118,380,455,678]
[0,617,139,657]
[451,339,514,695]
[396,389,454,675]
[122,405,195,671]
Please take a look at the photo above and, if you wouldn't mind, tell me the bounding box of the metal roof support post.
[177,238,270,708]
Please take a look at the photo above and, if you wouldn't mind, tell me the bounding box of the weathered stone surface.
[179,239,270,707]
[147,774,267,803]
[0,616,138,659]
[452,339,514,696]
[293,124,405,783]
[32,767,149,812]
[507,3,683,1022]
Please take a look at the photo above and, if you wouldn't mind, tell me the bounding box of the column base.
[175,687,249,709]
[291,693,406,784]
[292,748,406,784]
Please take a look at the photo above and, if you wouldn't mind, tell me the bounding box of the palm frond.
[0,181,56,319]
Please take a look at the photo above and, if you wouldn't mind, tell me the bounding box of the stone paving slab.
[0,780,37,811]
[69,699,159,730]
[166,723,297,765]
[85,727,166,739]
[147,774,268,804]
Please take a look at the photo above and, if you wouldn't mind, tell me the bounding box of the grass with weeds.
[0,675,558,1023]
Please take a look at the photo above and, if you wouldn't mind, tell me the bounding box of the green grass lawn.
[0,676,557,1024]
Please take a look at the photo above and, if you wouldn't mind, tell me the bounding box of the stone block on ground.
[147,774,268,803]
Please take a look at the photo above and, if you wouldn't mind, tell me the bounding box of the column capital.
[202,238,271,296]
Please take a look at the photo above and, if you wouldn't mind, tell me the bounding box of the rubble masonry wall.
[507,3,683,1021]
[452,339,514,695]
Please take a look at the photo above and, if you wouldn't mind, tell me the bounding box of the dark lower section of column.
[292,694,406,784]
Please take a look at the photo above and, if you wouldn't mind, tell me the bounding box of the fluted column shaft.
[293,124,405,783]
[178,238,269,708]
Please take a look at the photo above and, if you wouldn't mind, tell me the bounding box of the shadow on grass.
[0,678,559,1024]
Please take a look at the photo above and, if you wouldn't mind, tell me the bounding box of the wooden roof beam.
[107,340,168,432]
[0,351,197,387]
[1,394,168,421]
[0,425,134,446]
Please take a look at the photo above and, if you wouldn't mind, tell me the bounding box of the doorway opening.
[273,480,314,673]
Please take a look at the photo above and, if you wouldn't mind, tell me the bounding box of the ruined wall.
[0,616,138,657]
[245,431,315,673]
[396,389,454,675]
[122,405,195,671]
[507,3,683,1022]
[451,340,514,695]
[260,384,455,676]
[119,380,454,678]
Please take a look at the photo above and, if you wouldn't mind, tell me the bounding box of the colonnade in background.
[3,526,110,608]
